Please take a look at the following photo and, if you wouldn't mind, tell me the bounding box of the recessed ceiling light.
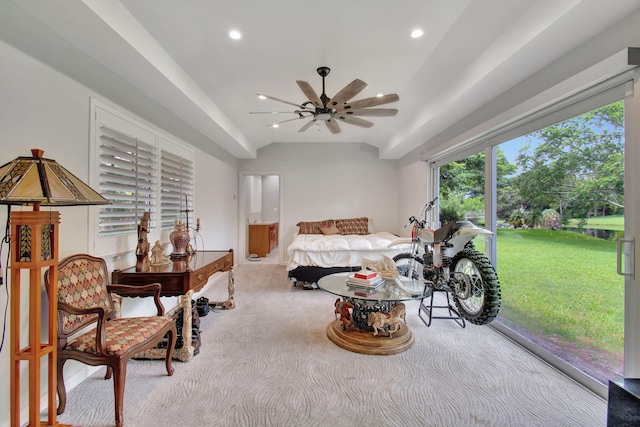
[411,29,423,39]
[229,30,242,40]
[376,93,384,98]
[258,95,267,100]
[272,124,279,128]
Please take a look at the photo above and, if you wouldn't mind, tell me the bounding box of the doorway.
[238,172,283,265]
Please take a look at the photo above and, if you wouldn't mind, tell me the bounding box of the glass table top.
[317,272,428,302]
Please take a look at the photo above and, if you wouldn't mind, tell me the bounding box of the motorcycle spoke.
[454,259,485,315]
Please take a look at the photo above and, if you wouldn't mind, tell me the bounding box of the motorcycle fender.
[417,228,435,244]
[444,226,493,258]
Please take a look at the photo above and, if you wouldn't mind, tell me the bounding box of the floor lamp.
[0,149,108,427]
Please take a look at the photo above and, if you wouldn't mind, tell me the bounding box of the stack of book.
[346,270,385,295]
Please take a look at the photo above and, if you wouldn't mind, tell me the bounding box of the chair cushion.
[65,316,173,357]
[58,257,112,334]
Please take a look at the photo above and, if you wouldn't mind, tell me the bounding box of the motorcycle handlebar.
[425,196,439,211]
[403,216,416,228]
[404,215,427,229]
[405,197,439,228]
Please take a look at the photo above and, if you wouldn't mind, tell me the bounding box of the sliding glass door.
[438,101,625,389]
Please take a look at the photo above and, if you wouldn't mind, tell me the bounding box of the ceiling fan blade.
[325,119,340,134]
[255,93,307,109]
[299,120,316,132]
[296,81,323,108]
[249,111,300,114]
[326,79,367,108]
[266,116,306,126]
[333,108,398,117]
[334,115,374,128]
[342,94,399,110]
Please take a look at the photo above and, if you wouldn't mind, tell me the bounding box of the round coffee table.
[317,272,427,355]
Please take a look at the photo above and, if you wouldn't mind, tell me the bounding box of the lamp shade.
[0,148,108,206]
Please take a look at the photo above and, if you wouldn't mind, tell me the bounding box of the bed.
[286,217,411,287]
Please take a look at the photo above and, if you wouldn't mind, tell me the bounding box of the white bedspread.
[286,231,411,270]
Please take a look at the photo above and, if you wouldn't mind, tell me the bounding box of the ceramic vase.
[170,221,190,258]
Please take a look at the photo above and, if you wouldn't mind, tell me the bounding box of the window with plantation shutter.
[89,99,195,256]
[98,125,157,236]
[160,148,194,230]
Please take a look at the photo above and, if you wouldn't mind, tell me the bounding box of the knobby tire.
[451,247,501,325]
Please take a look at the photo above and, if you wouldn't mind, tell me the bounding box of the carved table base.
[326,319,414,355]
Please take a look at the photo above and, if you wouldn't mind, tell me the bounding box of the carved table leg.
[211,268,235,309]
[173,290,194,362]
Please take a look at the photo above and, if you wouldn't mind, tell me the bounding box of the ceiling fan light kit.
[252,66,399,134]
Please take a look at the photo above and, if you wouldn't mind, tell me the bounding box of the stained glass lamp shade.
[0,148,108,206]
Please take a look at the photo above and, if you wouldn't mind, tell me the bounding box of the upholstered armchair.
[45,254,177,427]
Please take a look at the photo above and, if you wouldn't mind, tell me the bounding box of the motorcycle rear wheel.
[451,247,501,325]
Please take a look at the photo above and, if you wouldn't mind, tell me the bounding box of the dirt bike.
[389,197,501,326]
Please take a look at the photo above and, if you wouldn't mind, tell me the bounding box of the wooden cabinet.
[249,223,279,257]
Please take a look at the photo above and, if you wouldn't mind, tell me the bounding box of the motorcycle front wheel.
[393,253,424,280]
[450,247,501,325]
[393,253,431,297]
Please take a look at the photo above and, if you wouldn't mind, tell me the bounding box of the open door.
[238,172,283,265]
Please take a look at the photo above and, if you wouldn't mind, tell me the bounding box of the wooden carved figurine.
[150,240,170,265]
[334,298,354,330]
[136,212,150,256]
[135,212,151,271]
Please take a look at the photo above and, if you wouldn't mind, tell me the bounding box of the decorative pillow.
[297,219,334,234]
[335,217,369,235]
[320,222,341,235]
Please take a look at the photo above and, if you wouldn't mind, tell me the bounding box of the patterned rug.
[56,264,606,427]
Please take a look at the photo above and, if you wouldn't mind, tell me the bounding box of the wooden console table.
[112,250,234,361]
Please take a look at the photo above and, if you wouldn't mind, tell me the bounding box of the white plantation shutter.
[98,125,158,236]
[89,100,194,255]
[160,149,194,230]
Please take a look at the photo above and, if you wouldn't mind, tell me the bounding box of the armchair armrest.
[107,283,166,316]
[58,302,109,354]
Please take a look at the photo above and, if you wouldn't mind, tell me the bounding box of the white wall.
[239,143,401,247]
[0,39,238,427]
[245,175,279,224]
[262,175,280,223]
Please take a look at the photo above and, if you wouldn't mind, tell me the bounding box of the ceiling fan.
[250,66,399,134]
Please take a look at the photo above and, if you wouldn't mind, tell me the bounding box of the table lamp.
[0,148,108,427]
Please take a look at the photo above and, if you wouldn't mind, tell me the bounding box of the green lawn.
[495,228,624,354]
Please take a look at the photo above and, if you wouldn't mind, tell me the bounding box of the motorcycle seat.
[434,220,475,243]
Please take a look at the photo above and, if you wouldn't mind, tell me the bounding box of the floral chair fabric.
[56,256,114,336]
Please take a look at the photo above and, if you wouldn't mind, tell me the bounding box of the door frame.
[238,171,284,265]
[623,73,640,377]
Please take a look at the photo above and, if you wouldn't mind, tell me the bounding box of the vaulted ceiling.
[2,0,640,160]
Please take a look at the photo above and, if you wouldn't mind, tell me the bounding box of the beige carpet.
[56,264,606,427]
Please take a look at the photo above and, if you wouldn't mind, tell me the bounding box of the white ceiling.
[3,0,640,159]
